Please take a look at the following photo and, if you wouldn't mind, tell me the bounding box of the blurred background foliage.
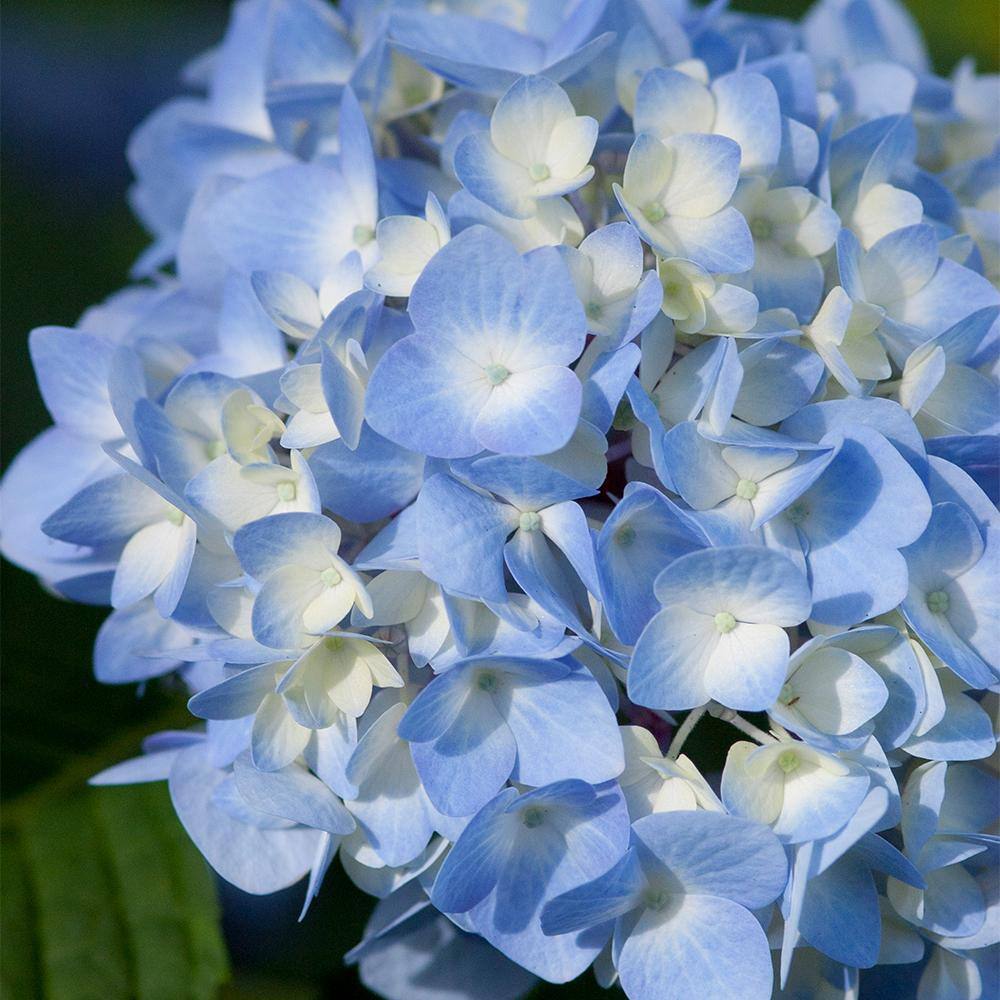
[1,2,996,997]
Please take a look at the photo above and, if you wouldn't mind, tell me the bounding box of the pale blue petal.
[251,269,322,339]
[472,366,583,457]
[631,810,788,908]
[338,86,378,226]
[410,687,517,817]
[734,339,826,427]
[772,115,820,187]
[455,132,535,218]
[397,664,475,743]
[628,605,716,711]
[582,344,642,434]
[541,848,646,935]
[93,600,187,684]
[303,715,358,801]
[29,327,123,440]
[430,787,519,913]
[619,895,774,1000]
[133,399,213,494]
[596,483,708,646]
[168,743,319,894]
[234,511,341,580]
[904,675,997,762]
[653,544,812,624]
[502,659,623,787]
[309,427,425,523]
[452,453,596,511]
[346,703,438,867]
[775,758,871,843]
[254,562,349,649]
[233,753,355,835]
[780,396,928,478]
[539,501,599,596]
[189,663,280,720]
[711,71,782,176]
[42,473,167,546]
[208,164,361,287]
[251,692,310,771]
[660,422,736,510]
[365,334,491,459]
[320,343,364,451]
[504,528,594,644]
[407,226,521,355]
[416,473,516,605]
[798,852,880,968]
[895,259,1000,336]
[466,780,629,982]
[90,747,186,786]
[753,242,826,321]
[388,12,543,94]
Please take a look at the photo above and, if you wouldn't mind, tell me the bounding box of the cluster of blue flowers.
[3,0,998,997]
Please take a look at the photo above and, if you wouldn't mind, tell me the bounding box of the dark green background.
[2,2,996,997]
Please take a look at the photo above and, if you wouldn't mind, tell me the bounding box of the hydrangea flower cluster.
[3,1,998,997]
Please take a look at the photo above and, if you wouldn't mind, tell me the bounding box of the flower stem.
[769,720,794,742]
[667,704,708,759]
[708,702,778,745]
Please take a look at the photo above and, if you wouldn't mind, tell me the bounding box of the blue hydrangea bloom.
[431,779,630,982]
[4,0,999,996]
[628,546,812,712]
[398,656,623,816]
[365,226,587,457]
[541,811,788,1000]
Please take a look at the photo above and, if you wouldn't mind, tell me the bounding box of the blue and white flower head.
[614,131,753,273]
[454,75,598,220]
[364,193,451,297]
[628,545,813,712]
[3,0,1000,997]
[657,256,759,337]
[365,226,588,457]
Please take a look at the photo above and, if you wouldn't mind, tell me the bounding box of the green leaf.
[3,723,229,1000]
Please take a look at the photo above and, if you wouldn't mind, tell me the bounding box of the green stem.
[708,702,778,745]
[667,704,708,759]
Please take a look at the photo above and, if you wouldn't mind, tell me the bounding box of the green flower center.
[926,590,950,614]
[735,479,759,500]
[521,805,546,828]
[529,163,551,182]
[642,202,666,223]
[777,750,800,774]
[321,566,342,587]
[645,888,670,911]
[751,217,773,241]
[477,671,499,692]
[519,511,541,533]
[276,481,297,502]
[714,611,737,634]
[786,502,809,524]
[484,363,510,386]
[615,525,636,546]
